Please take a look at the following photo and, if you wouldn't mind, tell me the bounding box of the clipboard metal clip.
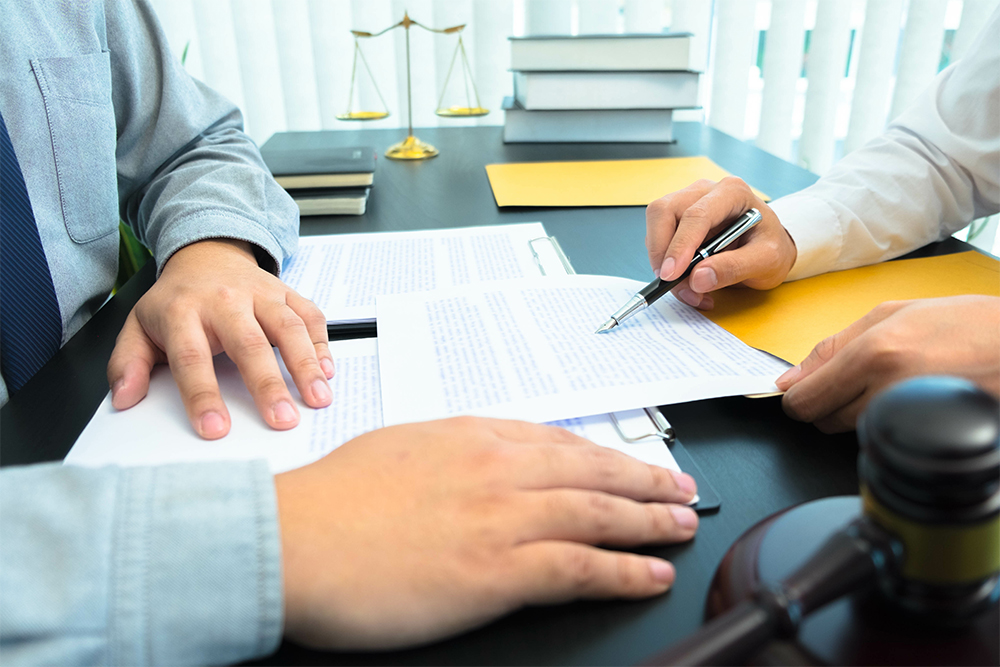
[529,236,576,276]
[609,407,676,444]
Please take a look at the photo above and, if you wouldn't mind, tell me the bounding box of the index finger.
[645,179,717,278]
[664,177,763,280]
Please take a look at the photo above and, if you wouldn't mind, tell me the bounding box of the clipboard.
[609,407,722,513]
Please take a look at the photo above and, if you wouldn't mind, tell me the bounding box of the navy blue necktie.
[0,110,63,393]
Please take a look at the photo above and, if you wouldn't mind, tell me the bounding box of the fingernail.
[648,559,676,584]
[660,257,675,280]
[311,378,332,404]
[691,267,717,293]
[320,358,335,378]
[671,470,697,497]
[272,400,298,424]
[677,288,704,308]
[200,411,226,437]
[653,267,660,279]
[776,365,801,390]
[670,505,699,530]
[111,379,125,406]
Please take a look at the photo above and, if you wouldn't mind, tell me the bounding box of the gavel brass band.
[861,485,1000,585]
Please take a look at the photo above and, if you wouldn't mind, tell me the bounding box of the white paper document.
[377,275,791,426]
[65,338,687,477]
[66,339,383,474]
[281,223,568,325]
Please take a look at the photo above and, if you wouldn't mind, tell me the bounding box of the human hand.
[776,295,1000,433]
[107,239,335,439]
[275,417,699,650]
[645,177,797,309]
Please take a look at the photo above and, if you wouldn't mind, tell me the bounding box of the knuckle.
[691,178,716,191]
[185,387,221,409]
[290,355,322,378]
[563,549,599,589]
[171,345,208,370]
[811,336,840,364]
[611,556,640,593]
[253,374,290,399]
[213,284,238,305]
[277,309,309,333]
[719,175,748,191]
[237,331,274,356]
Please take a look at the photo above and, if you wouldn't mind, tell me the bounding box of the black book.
[260,132,376,189]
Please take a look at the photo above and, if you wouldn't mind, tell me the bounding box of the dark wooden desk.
[0,123,973,665]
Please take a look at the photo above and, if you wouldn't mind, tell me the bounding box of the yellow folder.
[704,251,1000,365]
[485,156,769,207]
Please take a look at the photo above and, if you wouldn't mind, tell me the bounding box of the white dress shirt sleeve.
[773,7,1000,282]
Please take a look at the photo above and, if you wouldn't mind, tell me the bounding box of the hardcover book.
[260,132,375,189]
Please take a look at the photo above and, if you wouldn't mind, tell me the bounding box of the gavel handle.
[647,519,896,666]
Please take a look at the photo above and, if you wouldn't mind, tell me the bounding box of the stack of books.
[260,132,375,216]
[504,33,699,143]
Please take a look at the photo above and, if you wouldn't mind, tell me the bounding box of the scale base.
[385,134,438,160]
[707,496,999,666]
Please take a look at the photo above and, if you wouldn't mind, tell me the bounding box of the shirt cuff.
[770,191,844,282]
[151,212,294,278]
[108,460,283,666]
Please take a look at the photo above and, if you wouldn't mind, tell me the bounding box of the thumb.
[107,310,163,410]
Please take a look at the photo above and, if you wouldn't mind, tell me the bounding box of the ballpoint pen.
[596,208,763,333]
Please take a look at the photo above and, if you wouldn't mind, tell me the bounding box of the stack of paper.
[66,224,793,490]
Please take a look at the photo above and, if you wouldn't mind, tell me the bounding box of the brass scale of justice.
[337,11,488,160]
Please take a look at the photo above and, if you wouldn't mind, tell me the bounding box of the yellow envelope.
[485,156,769,207]
[704,251,1000,364]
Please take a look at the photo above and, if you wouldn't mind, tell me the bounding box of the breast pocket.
[31,51,119,244]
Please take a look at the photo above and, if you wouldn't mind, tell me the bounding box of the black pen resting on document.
[596,208,763,333]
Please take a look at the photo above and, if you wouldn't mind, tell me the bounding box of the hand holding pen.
[644,178,798,310]
[599,208,762,332]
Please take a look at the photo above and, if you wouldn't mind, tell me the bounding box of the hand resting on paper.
[274,417,699,650]
[107,239,336,439]
[775,296,1000,433]
[645,177,797,309]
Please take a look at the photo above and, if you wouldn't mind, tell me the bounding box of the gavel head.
[857,376,1000,623]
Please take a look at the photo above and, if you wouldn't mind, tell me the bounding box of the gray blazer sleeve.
[107,0,299,276]
[0,461,283,666]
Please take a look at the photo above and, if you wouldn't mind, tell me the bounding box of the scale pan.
[435,106,489,118]
[336,111,391,121]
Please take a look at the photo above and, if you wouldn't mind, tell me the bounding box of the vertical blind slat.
[191,0,247,123]
[952,0,999,60]
[307,0,355,129]
[577,0,621,34]
[756,0,806,160]
[472,0,515,125]
[272,0,322,132]
[707,0,757,139]
[624,0,665,33]
[524,0,574,35]
[888,0,948,120]
[432,0,476,128]
[797,0,852,174]
[229,0,288,143]
[349,0,401,130]
[387,0,438,130]
[843,0,904,155]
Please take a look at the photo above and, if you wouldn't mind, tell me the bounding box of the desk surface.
[0,123,972,666]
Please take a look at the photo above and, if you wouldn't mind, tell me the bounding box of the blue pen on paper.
[596,208,763,333]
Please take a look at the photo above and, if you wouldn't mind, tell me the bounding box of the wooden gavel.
[652,376,1000,666]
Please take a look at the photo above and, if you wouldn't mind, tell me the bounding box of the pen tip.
[595,319,617,334]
